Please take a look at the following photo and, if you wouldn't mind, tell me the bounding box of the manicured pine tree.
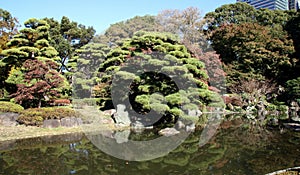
[1,18,69,108]
[97,31,224,124]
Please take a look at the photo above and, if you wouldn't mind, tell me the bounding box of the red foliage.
[222,95,243,106]
[200,51,226,90]
[128,47,136,51]
[50,99,71,106]
[182,39,226,92]
[141,47,152,54]
[11,59,64,108]
[209,86,221,93]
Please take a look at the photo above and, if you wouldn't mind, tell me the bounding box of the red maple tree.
[12,59,64,108]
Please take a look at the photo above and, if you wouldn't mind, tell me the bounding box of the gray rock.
[188,109,202,117]
[112,104,131,126]
[131,121,145,133]
[99,130,114,138]
[131,121,144,129]
[175,120,185,130]
[61,117,82,127]
[43,119,61,128]
[114,130,130,143]
[158,127,180,137]
[0,113,19,126]
[76,118,83,125]
[186,123,196,132]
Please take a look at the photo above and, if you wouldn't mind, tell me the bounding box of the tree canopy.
[204,2,298,90]
[72,43,110,98]
[96,31,223,124]
[44,16,96,74]
[0,18,69,107]
[93,15,161,46]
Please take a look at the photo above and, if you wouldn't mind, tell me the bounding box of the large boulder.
[0,113,19,126]
[43,119,61,128]
[43,117,83,128]
[112,104,131,127]
[61,117,82,127]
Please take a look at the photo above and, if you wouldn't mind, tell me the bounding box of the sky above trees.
[0,0,235,34]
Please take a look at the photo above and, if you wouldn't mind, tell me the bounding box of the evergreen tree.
[44,17,96,74]
[92,15,161,47]
[96,31,223,124]
[72,43,110,98]
[0,8,19,98]
[1,18,69,105]
[204,3,297,87]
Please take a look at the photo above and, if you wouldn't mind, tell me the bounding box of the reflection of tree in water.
[0,118,300,174]
[221,115,274,147]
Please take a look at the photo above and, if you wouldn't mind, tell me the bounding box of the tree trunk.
[38,98,42,108]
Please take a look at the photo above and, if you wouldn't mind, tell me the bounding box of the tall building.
[237,0,289,10]
[288,0,300,10]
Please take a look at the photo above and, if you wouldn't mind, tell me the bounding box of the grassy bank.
[0,125,84,142]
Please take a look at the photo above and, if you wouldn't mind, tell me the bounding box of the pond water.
[0,116,300,175]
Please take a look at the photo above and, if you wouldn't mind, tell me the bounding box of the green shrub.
[286,77,300,101]
[277,105,288,113]
[266,103,277,111]
[72,98,98,108]
[17,107,76,126]
[0,101,24,113]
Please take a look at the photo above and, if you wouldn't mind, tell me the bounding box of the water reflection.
[0,115,300,175]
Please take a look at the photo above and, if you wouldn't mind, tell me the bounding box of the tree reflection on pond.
[0,114,300,175]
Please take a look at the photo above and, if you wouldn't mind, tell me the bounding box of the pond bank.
[0,125,84,142]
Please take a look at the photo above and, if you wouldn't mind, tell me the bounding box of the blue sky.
[0,0,235,34]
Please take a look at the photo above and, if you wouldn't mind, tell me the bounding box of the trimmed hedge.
[17,107,77,126]
[0,101,24,113]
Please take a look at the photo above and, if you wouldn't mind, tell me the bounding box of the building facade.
[288,0,300,10]
[237,0,289,10]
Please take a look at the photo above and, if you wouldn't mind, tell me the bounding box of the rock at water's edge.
[158,127,180,137]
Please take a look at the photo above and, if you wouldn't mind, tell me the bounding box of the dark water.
[0,117,300,175]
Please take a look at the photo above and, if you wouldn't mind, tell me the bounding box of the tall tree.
[0,8,19,53]
[285,11,300,78]
[0,8,19,98]
[157,7,226,92]
[157,7,205,47]
[96,31,223,124]
[1,18,69,102]
[204,3,297,87]
[72,43,110,98]
[210,22,295,84]
[1,18,60,67]
[92,15,161,46]
[43,17,96,74]
[204,2,257,33]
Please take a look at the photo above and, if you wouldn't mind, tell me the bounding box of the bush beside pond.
[17,107,77,126]
[0,101,24,113]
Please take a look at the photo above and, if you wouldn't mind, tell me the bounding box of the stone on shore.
[61,117,83,127]
[0,113,19,126]
[158,127,180,137]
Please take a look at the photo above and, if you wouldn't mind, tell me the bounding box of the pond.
[0,116,300,175]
